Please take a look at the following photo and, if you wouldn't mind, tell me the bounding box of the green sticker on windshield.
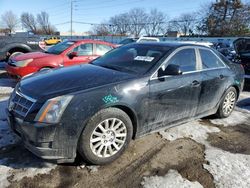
[103,94,119,104]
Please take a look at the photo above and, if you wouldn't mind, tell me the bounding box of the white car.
[136,37,160,43]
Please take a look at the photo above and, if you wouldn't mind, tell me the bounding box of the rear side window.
[200,49,225,69]
[167,48,196,72]
[73,43,93,56]
[96,44,113,56]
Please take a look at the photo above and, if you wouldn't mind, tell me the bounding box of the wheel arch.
[112,105,138,139]
[230,84,240,99]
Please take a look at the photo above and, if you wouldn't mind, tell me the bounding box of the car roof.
[128,41,211,49]
[67,39,108,43]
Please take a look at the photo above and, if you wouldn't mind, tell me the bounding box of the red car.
[5,39,116,78]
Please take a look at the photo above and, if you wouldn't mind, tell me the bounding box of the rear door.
[196,48,231,115]
[64,43,95,66]
[148,47,202,130]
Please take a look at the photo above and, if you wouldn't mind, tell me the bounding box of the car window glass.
[73,43,93,56]
[200,49,225,69]
[96,44,113,55]
[92,44,170,74]
[167,49,196,72]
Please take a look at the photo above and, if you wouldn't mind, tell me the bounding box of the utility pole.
[70,0,73,38]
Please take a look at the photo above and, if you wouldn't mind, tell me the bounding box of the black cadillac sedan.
[6,42,244,164]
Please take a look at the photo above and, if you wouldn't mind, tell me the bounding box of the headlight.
[35,95,73,123]
[14,59,33,67]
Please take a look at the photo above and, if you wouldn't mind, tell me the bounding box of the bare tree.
[20,12,37,33]
[91,23,110,35]
[127,8,148,37]
[169,13,196,36]
[144,9,167,36]
[1,11,19,33]
[37,11,55,35]
[109,13,130,35]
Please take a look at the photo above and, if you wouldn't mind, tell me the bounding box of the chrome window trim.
[150,46,199,80]
[197,47,229,69]
[150,46,229,81]
[16,90,37,103]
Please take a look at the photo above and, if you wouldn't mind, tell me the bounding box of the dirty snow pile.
[0,78,15,95]
[142,169,203,188]
[0,97,19,148]
[156,108,250,188]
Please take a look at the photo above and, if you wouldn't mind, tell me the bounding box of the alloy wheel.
[90,118,127,158]
[222,91,236,115]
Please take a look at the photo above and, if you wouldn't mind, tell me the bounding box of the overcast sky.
[0,0,248,33]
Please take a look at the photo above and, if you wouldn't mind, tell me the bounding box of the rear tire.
[216,87,237,118]
[78,108,133,165]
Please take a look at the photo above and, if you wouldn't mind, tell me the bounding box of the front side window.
[73,43,93,56]
[200,49,225,69]
[96,44,113,56]
[167,48,196,72]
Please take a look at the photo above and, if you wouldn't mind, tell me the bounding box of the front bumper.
[6,110,76,163]
[5,64,39,78]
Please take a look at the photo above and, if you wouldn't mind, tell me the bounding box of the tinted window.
[167,49,196,72]
[92,44,170,74]
[200,49,225,69]
[46,41,75,55]
[73,43,93,56]
[96,44,113,55]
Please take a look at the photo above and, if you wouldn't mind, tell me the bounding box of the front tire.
[78,108,133,165]
[216,87,237,118]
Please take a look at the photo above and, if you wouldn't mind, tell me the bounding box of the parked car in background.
[233,38,250,76]
[7,42,244,165]
[118,37,138,46]
[136,36,160,43]
[0,35,44,61]
[44,36,62,45]
[5,39,116,78]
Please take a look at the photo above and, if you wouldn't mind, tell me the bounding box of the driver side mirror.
[68,51,78,59]
[158,64,182,78]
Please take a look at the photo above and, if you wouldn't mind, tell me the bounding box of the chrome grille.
[10,91,36,119]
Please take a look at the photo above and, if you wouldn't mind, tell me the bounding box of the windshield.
[91,44,171,74]
[46,41,75,55]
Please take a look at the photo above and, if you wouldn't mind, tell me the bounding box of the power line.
[75,0,145,11]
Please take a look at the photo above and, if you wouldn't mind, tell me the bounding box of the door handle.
[219,74,225,80]
[192,80,200,87]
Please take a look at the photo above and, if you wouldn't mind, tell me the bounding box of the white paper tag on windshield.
[134,56,154,62]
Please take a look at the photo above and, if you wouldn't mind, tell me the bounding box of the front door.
[64,43,98,66]
[148,48,201,130]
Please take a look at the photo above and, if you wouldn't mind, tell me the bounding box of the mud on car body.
[6,42,244,164]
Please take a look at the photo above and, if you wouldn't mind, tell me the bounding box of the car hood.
[19,64,136,101]
[13,52,57,61]
[233,38,250,55]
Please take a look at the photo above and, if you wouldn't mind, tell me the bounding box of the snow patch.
[0,120,19,149]
[204,146,250,188]
[160,121,220,144]
[141,169,203,188]
[0,159,56,188]
[210,110,249,127]
[159,114,250,188]
[0,87,13,95]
